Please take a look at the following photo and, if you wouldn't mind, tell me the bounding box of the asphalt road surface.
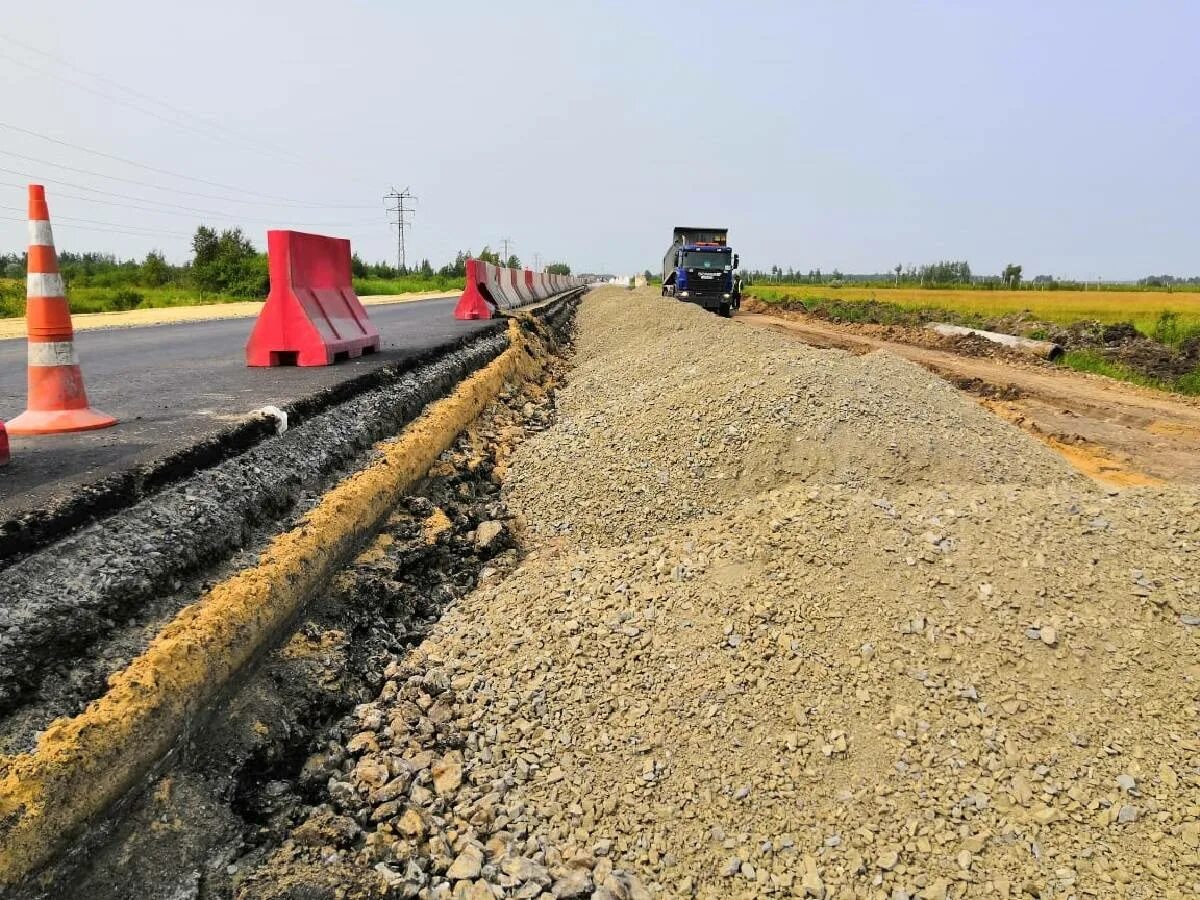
[0,297,498,517]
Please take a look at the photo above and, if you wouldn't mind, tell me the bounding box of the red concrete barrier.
[246,230,380,367]
[0,422,9,466]
[454,258,498,320]
[454,259,582,320]
[511,268,534,305]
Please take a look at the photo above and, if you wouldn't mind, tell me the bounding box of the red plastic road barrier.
[0,422,8,466]
[246,230,380,366]
[454,258,498,320]
[7,184,117,435]
[454,259,583,320]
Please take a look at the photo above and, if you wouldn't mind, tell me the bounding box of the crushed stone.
[244,288,1200,899]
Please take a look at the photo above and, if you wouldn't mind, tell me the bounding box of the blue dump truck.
[661,225,740,317]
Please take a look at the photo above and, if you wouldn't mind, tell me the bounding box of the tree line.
[744,259,1200,291]
[0,230,570,302]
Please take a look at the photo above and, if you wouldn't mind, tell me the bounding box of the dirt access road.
[737,311,1200,487]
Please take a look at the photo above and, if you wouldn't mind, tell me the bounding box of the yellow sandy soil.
[0,292,456,341]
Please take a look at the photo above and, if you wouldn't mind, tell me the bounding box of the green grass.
[353,275,461,295]
[747,284,1200,342]
[0,275,464,318]
[1058,350,1200,396]
[746,285,1200,397]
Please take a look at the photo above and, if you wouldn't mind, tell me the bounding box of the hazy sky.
[2,1,1196,278]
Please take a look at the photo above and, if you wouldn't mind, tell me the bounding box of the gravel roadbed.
[246,287,1199,900]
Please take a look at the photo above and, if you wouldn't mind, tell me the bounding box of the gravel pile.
[506,292,1075,549]
[251,288,1199,899]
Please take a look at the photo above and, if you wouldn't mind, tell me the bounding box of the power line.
[0,176,379,227]
[0,121,368,208]
[383,186,416,271]
[0,148,376,209]
[500,236,514,263]
[0,46,314,170]
[0,33,380,187]
[0,34,324,171]
[0,212,191,240]
[0,203,192,237]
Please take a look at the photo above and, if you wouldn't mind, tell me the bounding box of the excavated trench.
[60,396,549,900]
[1,295,579,900]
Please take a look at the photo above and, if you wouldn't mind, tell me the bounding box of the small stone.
[502,857,550,886]
[1180,614,1200,626]
[432,756,464,795]
[1117,804,1138,824]
[446,845,483,880]
[475,520,504,550]
[551,869,593,898]
[1040,626,1058,646]
[1116,773,1137,793]
[876,850,899,870]
[721,856,742,877]
[1032,806,1061,825]
[800,868,825,898]
[396,807,426,838]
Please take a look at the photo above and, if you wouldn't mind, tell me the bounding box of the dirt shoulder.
[737,310,1200,487]
[0,292,455,340]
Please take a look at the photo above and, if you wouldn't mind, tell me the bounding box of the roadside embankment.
[249,286,1198,899]
[0,295,582,890]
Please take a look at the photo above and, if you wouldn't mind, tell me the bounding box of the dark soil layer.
[0,332,509,720]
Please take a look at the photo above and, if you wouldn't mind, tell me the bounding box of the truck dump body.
[672,226,728,246]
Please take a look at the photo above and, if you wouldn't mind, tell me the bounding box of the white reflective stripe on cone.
[26,273,65,297]
[28,341,79,367]
[28,220,54,247]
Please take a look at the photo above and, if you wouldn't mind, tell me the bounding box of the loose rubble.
[240,288,1199,899]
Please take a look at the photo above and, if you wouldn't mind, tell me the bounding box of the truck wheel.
[719,304,732,318]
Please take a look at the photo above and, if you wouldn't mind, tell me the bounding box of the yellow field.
[748,285,1200,334]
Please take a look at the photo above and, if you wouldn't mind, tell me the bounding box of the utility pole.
[500,236,514,265]
[383,186,416,271]
[533,252,542,272]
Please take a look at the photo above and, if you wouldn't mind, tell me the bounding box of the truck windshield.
[682,251,729,270]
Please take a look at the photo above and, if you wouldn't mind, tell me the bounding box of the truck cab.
[662,226,740,317]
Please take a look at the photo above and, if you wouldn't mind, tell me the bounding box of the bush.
[1176,370,1200,395]
[1151,310,1200,347]
[110,289,144,311]
[0,278,24,318]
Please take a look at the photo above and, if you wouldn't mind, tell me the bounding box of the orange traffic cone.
[6,185,116,435]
